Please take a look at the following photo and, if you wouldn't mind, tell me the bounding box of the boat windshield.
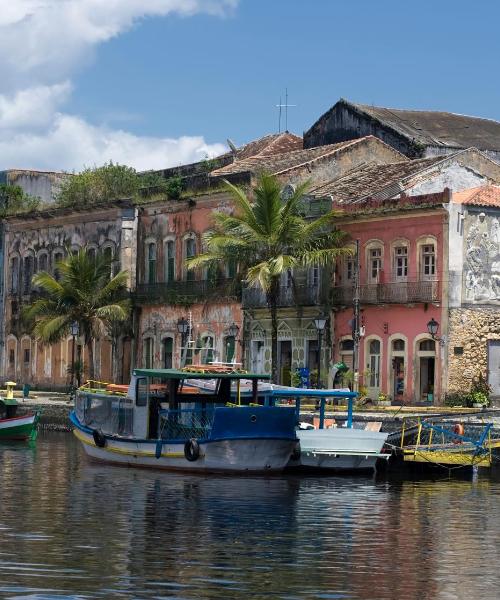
[75,390,134,436]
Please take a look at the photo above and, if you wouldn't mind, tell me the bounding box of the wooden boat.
[70,368,298,473]
[0,397,39,441]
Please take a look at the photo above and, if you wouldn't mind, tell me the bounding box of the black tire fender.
[92,429,107,448]
[184,438,200,462]
[291,442,301,462]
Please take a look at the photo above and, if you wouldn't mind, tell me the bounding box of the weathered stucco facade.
[1,201,137,389]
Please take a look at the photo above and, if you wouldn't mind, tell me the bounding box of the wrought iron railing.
[331,279,440,305]
[242,284,328,309]
[135,278,241,304]
[159,408,215,441]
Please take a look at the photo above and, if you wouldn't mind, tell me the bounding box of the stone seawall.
[23,401,73,432]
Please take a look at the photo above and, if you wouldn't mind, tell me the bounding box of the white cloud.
[0,114,226,172]
[0,0,236,171]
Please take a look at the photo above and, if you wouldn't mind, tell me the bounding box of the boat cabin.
[0,397,18,419]
[75,368,271,441]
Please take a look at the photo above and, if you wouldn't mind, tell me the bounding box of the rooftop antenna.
[276,88,296,132]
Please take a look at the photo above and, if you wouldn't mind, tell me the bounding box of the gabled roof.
[342,99,500,152]
[235,132,302,159]
[453,185,500,208]
[309,157,443,203]
[210,136,405,179]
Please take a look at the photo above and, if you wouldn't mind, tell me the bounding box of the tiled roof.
[309,157,443,203]
[235,132,302,159]
[210,137,388,178]
[453,186,500,208]
[348,100,500,152]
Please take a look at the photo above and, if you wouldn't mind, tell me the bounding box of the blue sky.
[1,0,499,171]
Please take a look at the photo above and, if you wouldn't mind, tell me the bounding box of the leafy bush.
[56,162,141,207]
[0,184,40,216]
[471,373,492,397]
[444,393,469,407]
[164,176,183,199]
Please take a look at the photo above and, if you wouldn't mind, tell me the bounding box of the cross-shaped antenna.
[276,88,296,132]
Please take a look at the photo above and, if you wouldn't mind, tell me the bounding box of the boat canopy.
[133,368,270,380]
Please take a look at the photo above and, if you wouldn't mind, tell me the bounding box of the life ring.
[92,429,107,448]
[184,438,200,462]
[291,443,301,462]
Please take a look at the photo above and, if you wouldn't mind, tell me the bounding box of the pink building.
[330,192,449,403]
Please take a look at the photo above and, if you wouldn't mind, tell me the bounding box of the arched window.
[23,255,34,294]
[393,245,408,280]
[147,242,157,284]
[10,256,19,293]
[224,336,236,363]
[419,339,435,352]
[53,251,64,281]
[162,337,173,369]
[144,337,154,369]
[420,244,436,280]
[366,338,381,393]
[365,242,384,284]
[164,240,175,282]
[38,252,48,273]
[393,339,405,352]
[185,236,196,281]
[201,335,214,364]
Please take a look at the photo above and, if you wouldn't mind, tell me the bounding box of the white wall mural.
[464,212,500,303]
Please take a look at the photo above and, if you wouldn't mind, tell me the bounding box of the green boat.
[0,385,39,441]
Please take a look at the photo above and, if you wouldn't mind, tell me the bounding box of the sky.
[1,0,499,172]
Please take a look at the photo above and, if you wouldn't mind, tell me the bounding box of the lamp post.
[313,316,327,389]
[70,321,79,390]
[177,317,189,366]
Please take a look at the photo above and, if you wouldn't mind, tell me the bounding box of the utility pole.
[352,239,361,392]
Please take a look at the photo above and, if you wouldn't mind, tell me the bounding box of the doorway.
[366,339,381,400]
[418,339,436,402]
[251,340,264,373]
[279,340,292,386]
[488,340,500,397]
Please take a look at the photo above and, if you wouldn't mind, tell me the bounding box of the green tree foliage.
[186,172,351,382]
[0,183,40,216]
[23,248,131,380]
[56,162,141,207]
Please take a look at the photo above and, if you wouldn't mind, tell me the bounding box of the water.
[1,434,500,600]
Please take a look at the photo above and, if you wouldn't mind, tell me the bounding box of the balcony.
[331,279,440,306]
[135,278,241,305]
[242,284,328,309]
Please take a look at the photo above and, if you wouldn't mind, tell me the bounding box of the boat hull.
[72,419,295,473]
[0,414,37,441]
[289,428,389,472]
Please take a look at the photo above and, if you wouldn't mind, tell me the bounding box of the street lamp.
[427,318,445,345]
[313,316,327,389]
[177,317,189,366]
[228,322,240,338]
[70,321,79,390]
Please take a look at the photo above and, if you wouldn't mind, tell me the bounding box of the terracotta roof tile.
[235,132,302,159]
[453,185,500,207]
[309,157,443,203]
[210,136,392,178]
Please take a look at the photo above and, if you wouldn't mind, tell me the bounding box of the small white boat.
[71,368,298,474]
[269,388,389,472]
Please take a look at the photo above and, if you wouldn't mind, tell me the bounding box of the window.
[340,339,354,352]
[10,257,19,293]
[9,349,15,366]
[201,335,214,364]
[165,241,175,282]
[24,349,30,364]
[345,256,355,282]
[38,253,48,273]
[419,339,435,352]
[147,243,156,284]
[23,256,34,294]
[144,337,153,368]
[309,266,320,287]
[162,337,173,369]
[284,269,293,288]
[103,247,113,278]
[227,257,237,279]
[185,237,196,281]
[368,339,381,388]
[53,252,64,280]
[368,247,382,282]
[393,246,408,280]
[87,247,97,262]
[421,244,436,279]
[224,336,236,363]
[392,339,405,352]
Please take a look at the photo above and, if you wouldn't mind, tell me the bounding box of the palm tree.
[186,172,351,382]
[24,248,131,381]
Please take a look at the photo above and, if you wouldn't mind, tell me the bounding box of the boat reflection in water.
[70,368,298,473]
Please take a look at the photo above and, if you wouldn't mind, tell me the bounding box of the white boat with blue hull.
[70,368,298,474]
